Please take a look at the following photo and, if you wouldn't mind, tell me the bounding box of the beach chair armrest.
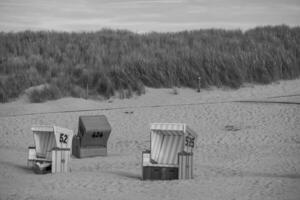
[28,146,37,160]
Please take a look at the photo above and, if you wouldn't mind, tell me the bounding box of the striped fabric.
[150,131,163,162]
[33,130,56,160]
[157,135,184,164]
[150,123,197,165]
[151,123,185,132]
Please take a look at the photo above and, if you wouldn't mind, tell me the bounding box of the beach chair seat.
[28,146,52,173]
[32,161,52,174]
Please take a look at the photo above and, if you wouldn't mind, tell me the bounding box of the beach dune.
[0,79,300,200]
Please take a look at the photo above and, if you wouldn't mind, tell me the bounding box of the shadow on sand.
[0,160,34,174]
[200,165,300,179]
[239,171,300,179]
[107,170,141,180]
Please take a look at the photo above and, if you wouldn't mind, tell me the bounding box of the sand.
[0,79,300,200]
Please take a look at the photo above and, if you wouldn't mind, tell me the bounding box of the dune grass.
[0,25,299,102]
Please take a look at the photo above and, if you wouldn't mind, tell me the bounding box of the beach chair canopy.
[32,126,74,160]
[78,115,111,147]
[150,123,197,165]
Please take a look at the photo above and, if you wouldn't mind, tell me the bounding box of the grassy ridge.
[0,25,300,102]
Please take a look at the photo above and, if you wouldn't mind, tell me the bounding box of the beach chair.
[72,115,111,158]
[28,125,74,174]
[142,123,197,180]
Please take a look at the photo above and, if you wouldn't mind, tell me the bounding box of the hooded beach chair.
[28,125,74,174]
[72,115,111,158]
[142,123,197,180]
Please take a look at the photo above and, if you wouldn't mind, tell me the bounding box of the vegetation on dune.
[0,25,299,103]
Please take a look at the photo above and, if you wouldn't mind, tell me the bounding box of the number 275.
[185,137,194,147]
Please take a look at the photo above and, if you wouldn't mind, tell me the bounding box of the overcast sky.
[0,0,299,32]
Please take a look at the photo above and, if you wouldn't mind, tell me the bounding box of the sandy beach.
[0,79,300,200]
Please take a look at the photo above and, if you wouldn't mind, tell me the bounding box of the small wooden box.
[28,146,37,167]
[161,167,178,180]
[51,147,71,173]
[142,150,151,166]
[142,166,162,180]
[178,151,193,179]
[142,166,178,180]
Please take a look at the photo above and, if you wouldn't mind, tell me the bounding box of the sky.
[0,0,299,33]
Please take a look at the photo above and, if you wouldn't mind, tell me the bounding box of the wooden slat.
[51,148,70,173]
[178,152,193,179]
